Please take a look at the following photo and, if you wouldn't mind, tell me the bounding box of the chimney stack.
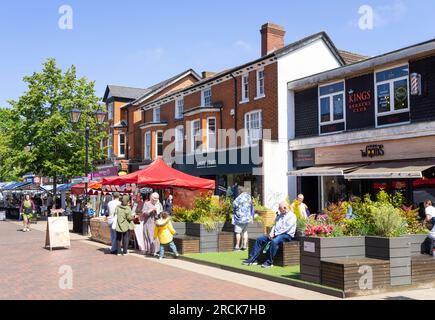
[202,71,216,79]
[260,23,286,56]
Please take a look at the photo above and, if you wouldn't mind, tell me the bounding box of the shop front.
[290,135,435,213]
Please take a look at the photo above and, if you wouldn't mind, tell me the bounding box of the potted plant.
[400,204,429,255]
[252,196,275,234]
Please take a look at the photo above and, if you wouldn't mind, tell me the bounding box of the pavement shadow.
[383,296,417,300]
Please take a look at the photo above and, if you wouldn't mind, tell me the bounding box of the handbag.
[111,208,118,231]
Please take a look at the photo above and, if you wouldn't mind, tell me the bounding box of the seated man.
[243,201,297,268]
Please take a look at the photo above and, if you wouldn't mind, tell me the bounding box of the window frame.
[175,98,184,119]
[118,132,126,158]
[244,110,263,147]
[191,119,202,153]
[153,107,161,123]
[144,131,152,160]
[175,125,184,153]
[256,69,265,99]
[374,64,410,128]
[156,130,164,157]
[107,135,113,159]
[207,117,217,151]
[108,102,114,120]
[201,88,212,107]
[241,73,249,103]
[318,80,346,136]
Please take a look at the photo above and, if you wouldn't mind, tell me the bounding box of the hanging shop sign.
[294,149,315,168]
[346,73,375,130]
[360,145,385,158]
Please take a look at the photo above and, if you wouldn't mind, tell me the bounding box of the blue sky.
[0,0,434,107]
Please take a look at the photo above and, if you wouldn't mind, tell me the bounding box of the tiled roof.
[106,85,149,100]
[339,50,370,65]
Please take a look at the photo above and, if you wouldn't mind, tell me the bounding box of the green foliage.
[3,58,107,181]
[252,196,268,211]
[323,201,348,224]
[172,193,231,231]
[400,205,427,235]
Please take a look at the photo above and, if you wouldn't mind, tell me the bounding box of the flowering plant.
[305,223,335,237]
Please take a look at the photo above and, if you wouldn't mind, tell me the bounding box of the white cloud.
[235,40,252,51]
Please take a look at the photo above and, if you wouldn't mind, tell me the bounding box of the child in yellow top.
[154,211,179,259]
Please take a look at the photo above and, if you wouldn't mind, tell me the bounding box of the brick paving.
[0,221,289,300]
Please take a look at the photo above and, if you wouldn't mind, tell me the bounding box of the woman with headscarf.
[141,192,163,256]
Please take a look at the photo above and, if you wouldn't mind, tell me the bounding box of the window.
[144,132,151,160]
[108,102,114,120]
[245,111,262,146]
[256,70,265,98]
[118,133,126,157]
[375,65,410,122]
[207,118,216,151]
[318,82,345,134]
[175,99,184,119]
[153,107,160,123]
[202,88,212,107]
[175,126,184,153]
[156,131,163,157]
[241,74,249,102]
[191,120,202,152]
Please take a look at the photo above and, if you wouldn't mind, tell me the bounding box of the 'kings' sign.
[346,73,375,130]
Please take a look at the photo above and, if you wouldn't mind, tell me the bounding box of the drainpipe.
[230,73,238,132]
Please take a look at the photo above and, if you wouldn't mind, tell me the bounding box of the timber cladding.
[411,254,435,284]
[300,237,366,284]
[321,257,390,292]
[365,236,412,286]
[315,135,435,166]
[173,235,200,254]
[247,238,300,267]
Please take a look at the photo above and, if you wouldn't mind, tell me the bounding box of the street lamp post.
[70,108,107,236]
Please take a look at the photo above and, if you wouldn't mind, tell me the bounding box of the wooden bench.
[411,254,435,284]
[247,238,300,267]
[321,257,390,292]
[218,232,234,252]
[173,235,200,254]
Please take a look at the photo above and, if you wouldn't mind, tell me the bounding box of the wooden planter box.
[256,210,276,234]
[247,238,300,267]
[365,236,411,286]
[90,218,111,246]
[407,234,428,255]
[218,232,235,252]
[185,222,223,253]
[172,222,186,236]
[300,236,366,284]
[173,235,200,254]
[411,254,435,284]
[321,257,390,293]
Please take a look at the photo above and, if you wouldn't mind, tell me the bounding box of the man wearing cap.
[107,192,121,254]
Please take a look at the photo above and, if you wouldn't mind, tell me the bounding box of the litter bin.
[72,211,84,234]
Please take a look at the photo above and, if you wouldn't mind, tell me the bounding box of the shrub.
[400,205,427,235]
[323,202,348,224]
[370,204,408,237]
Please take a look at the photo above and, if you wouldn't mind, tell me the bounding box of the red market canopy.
[102,158,216,190]
[71,182,103,195]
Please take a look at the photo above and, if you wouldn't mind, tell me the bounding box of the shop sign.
[87,166,119,180]
[294,149,315,168]
[361,145,385,158]
[197,159,217,169]
[346,74,375,130]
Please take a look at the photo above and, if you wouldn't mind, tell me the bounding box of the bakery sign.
[361,145,385,158]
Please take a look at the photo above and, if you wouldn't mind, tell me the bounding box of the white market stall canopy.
[288,164,366,177]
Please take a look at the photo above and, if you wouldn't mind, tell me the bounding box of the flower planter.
[256,210,276,234]
[172,222,186,236]
[365,236,412,286]
[300,236,366,284]
[185,222,223,253]
[406,234,428,255]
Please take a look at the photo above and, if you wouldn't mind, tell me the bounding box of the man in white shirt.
[243,201,297,268]
[107,192,121,254]
[424,200,435,240]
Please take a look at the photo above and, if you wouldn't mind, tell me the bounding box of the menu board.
[45,217,71,251]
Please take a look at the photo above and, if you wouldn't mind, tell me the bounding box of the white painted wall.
[262,140,289,211]
[276,39,342,201]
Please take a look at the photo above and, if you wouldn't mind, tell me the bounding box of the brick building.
[134,23,360,209]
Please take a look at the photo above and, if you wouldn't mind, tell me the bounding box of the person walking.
[107,192,121,254]
[141,192,163,257]
[232,187,254,251]
[164,194,174,215]
[154,211,179,260]
[20,194,35,232]
[115,195,134,256]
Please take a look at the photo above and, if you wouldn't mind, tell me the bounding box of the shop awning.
[344,159,435,180]
[288,164,366,177]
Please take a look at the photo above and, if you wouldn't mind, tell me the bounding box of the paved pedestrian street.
[0,221,292,300]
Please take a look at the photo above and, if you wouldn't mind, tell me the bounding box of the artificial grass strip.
[184,251,300,280]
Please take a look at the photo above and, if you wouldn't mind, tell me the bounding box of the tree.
[0,108,21,181]
[7,58,107,194]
